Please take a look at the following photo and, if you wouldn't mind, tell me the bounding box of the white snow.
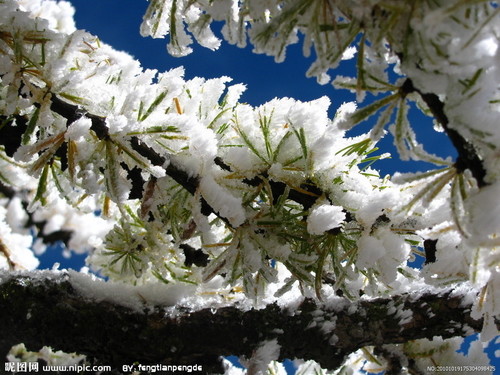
[307,203,345,235]
[240,339,281,375]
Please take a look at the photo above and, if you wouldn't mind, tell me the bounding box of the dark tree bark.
[0,271,491,374]
[400,78,487,188]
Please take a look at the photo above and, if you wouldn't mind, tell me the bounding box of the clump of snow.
[466,182,500,246]
[199,174,246,227]
[240,339,281,375]
[0,206,38,271]
[333,101,358,129]
[17,0,76,34]
[68,270,197,312]
[307,202,345,235]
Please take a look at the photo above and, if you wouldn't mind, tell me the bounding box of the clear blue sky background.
[36,1,498,372]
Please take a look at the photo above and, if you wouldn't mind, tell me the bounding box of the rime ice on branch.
[0,0,499,373]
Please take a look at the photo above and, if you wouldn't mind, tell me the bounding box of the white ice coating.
[307,202,346,235]
[0,0,499,373]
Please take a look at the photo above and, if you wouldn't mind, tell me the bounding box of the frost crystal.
[307,203,345,235]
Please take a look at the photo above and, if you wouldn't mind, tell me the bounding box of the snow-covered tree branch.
[0,0,499,373]
[0,270,493,374]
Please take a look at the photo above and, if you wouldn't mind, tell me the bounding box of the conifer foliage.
[0,0,499,373]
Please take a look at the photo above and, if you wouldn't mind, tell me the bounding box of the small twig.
[49,95,328,215]
[401,78,487,187]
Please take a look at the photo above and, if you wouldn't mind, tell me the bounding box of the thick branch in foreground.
[0,271,488,373]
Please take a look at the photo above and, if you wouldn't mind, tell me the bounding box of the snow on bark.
[0,270,491,373]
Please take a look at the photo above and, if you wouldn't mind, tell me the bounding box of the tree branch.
[401,79,487,187]
[48,95,328,216]
[0,271,489,372]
